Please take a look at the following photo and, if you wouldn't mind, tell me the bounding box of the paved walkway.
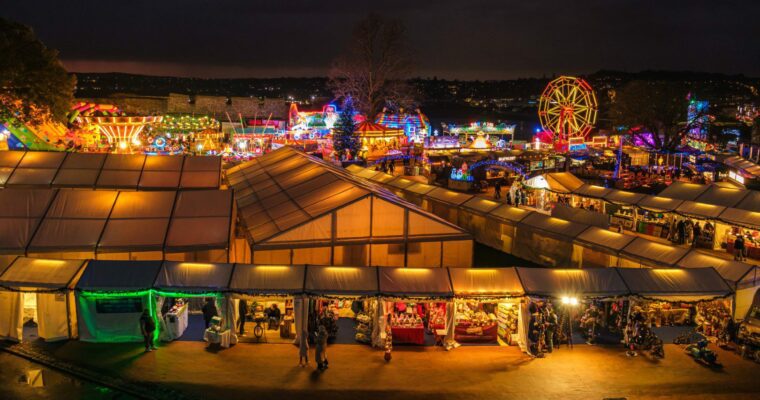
[31,340,760,400]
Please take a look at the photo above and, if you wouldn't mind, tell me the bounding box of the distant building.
[375,108,430,140]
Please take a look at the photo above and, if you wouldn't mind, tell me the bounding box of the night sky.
[3,0,759,79]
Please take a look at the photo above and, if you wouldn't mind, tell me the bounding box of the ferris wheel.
[538,76,598,142]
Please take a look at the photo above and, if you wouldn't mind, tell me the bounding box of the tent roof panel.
[154,261,234,291]
[604,189,647,205]
[305,266,378,296]
[229,264,306,294]
[60,153,107,170]
[488,205,533,223]
[461,197,501,214]
[676,251,756,285]
[675,201,725,219]
[575,227,636,251]
[138,171,181,189]
[573,184,612,199]
[52,169,100,187]
[719,207,760,228]
[379,267,453,297]
[182,156,221,172]
[449,267,523,296]
[143,155,183,171]
[621,237,690,267]
[0,188,57,217]
[657,182,710,201]
[0,258,84,289]
[426,187,473,205]
[6,168,58,186]
[76,260,162,291]
[173,190,232,217]
[17,152,66,169]
[98,219,169,251]
[109,191,176,219]
[44,190,118,218]
[0,219,41,254]
[0,151,24,168]
[518,213,588,239]
[406,182,437,195]
[515,267,628,297]
[617,268,732,299]
[386,177,417,189]
[545,172,584,193]
[180,171,220,189]
[551,203,609,228]
[95,170,141,189]
[734,191,760,213]
[102,154,146,170]
[29,219,108,252]
[164,216,230,250]
[637,195,683,212]
[694,186,749,208]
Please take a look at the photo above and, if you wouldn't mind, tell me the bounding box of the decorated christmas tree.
[332,97,361,160]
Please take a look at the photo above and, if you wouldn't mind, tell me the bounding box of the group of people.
[374,159,397,175]
[670,219,713,249]
[493,180,527,207]
[528,301,559,358]
[299,321,330,371]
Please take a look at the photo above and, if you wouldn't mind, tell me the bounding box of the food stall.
[635,196,683,239]
[228,264,305,344]
[603,190,646,231]
[304,266,379,345]
[76,260,163,343]
[523,172,584,212]
[378,268,454,346]
[153,262,235,346]
[0,257,85,342]
[513,213,588,268]
[484,205,534,255]
[573,227,636,268]
[618,237,690,269]
[448,268,525,347]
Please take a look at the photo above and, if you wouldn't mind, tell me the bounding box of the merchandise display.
[636,210,671,238]
[497,303,520,345]
[161,299,189,341]
[455,301,498,343]
[695,300,732,341]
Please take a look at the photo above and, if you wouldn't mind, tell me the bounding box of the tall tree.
[329,13,414,118]
[0,18,76,125]
[332,97,361,160]
[610,80,706,151]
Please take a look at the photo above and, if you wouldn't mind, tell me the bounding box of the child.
[298,333,309,367]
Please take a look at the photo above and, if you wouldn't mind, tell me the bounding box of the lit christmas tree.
[332,97,361,160]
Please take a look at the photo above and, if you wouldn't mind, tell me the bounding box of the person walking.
[505,190,512,205]
[202,298,218,328]
[315,324,329,370]
[544,305,558,353]
[692,222,701,248]
[237,299,248,336]
[493,179,502,200]
[139,309,157,352]
[734,234,746,261]
[389,160,395,175]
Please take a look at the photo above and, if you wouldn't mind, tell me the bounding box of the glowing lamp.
[118,141,128,150]
[561,296,578,305]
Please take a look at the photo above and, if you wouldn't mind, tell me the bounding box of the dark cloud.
[3,0,758,79]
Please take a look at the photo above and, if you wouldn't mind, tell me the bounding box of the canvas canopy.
[406,182,437,196]
[694,186,749,208]
[488,204,533,224]
[734,191,760,213]
[426,188,473,206]
[551,203,609,228]
[675,201,726,219]
[0,189,57,255]
[518,213,588,240]
[573,184,612,199]
[575,227,636,253]
[53,153,107,188]
[4,151,66,187]
[604,189,646,205]
[620,237,690,268]
[305,266,379,297]
[637,195,683,212]
[676,252,758,289]
[719,207,760,229]
[76,260,162,291]
[724,156,760,179]
[386,177,417,190]
[154,262,234,292]
[229,264,306,296]
[657,182,710,201]
[379,268,453,298]
[617,268,732,302]
[461,197,501,215]
[448,267,523,298]
[544,172,584,193]
[515,267,628,298]
[164,190,233,253]
[0,258,85,290]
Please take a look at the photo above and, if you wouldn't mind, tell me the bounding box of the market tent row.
[226,147,473,267]
[0,188,234,262]
[343,165,708,269]
[0,257,85,341]
[0,151,221,190]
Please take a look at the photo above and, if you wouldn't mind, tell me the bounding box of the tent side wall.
[0,291,23,341]
[572,243,620,268]
[76,292,153,342]
[513,226,575,267]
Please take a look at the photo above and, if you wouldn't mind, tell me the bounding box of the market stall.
[672,201,724,248]
[693,185,749,208]
[573,227,636,268]
[228,264,305,344]
[403,182,437,207]
[153,262,235,346]
[571,184,612,212]
[618,237,690,268]
[305,266,379,345]
[422,187,473,225]
[603,190,646,231]
[75,260,163,343]
[523,172,583,211]
[484,205,534,254]
[448,268,525,347]
[657,181,710,202]
[715,207,760,260]
[513,213,588,267]
[378,268,454,346]
[457,197,502,246]
[635,196,683,239]
[0,258,85,342]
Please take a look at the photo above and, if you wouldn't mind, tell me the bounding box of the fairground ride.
[538,76,598,145]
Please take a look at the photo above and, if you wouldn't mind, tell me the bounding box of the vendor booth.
[0,258,85,342]
[635,196,682,239]
[603,190,646,231]
[513,213,588,267]
[153,262,235,347]
[228,264,305,344]
[378,268,454,346]
[76,260,163,343]
[523,173,583,211]
[571,184,611,212]
[619,237,690,268]
[657,182,710,202]
[404,182,436,207]
[573,227,636,268]
[422,187,473,225]
[715,207,760,260]
[485,205,533,254]
[448,268,525,347]
[457,197,501,247]
[672,201,723,248]
[305,266,380,345]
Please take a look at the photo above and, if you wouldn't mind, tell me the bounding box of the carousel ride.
[85,116,163,152]
[538,76,598,150]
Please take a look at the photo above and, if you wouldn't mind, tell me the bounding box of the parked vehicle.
[685,338,721,367]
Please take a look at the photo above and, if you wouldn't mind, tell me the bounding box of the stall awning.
[694,186,749,208]
[0,189,57,254]
[0,258,85,290]
[305,266,379,297]
[734,191,760,213]
[448,267,523,297]
[574,227,636,252]
[425,187,473,206]
[604,189,646,206]
[573,184,612,199]
[154,262,234,292]
[544,172,584,193]
[637,195,683,212]
[621,237,690,267]
[515,267,629,298]
[4,152,66,187]
[386,177,417,190]
[379,267,453,298]
[488,205,533,224]
[164,190,232,252]
[675,201,726,219]
[461,197,501,215]
[617,267,733,301]
[406,182,437,196]
[551,203,609,228]
[229,264,306,295]
[518,213,588,240]
[676,252,758,289]
[718,207,760,230]
[657,182,710,201]
[76,260,162,291]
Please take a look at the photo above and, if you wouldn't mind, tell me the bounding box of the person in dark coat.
[139,309,157,352]
[493,179,502,200]
[238,299,248,335]
[202,298,218,328]
[734,234,746,261]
